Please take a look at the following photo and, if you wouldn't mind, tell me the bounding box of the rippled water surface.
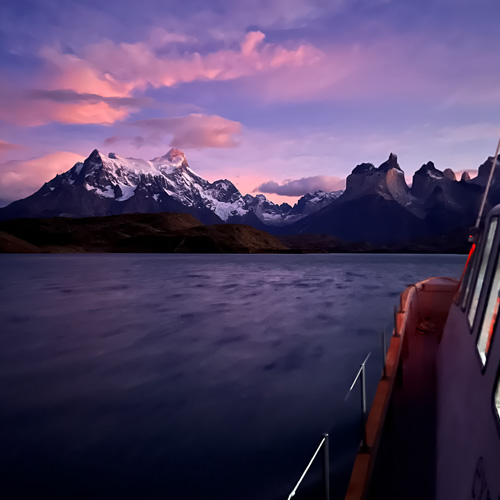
[0,254,465,499]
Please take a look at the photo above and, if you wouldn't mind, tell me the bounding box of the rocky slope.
[0,231,39,253]
[0,213,288,253]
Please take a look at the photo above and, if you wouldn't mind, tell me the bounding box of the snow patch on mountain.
[117,185,136,201]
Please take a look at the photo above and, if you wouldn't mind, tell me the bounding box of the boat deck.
[344,277,458,500]
[367,314,440,500]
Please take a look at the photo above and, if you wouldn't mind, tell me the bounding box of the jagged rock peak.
[443,168,456,181]
[461,171,471,182]
[477,155,500,178]
[378,153,402,172]
[352,163,376,174]
[88,149,102,160]
[302,190,324,200]
[82,149,106,169]
[415,161,443,178]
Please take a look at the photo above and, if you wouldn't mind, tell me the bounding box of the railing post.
[381,328,387,379]
[345,352,371,453]
[393,304,400,337]
[360,362,369,452]
[322,433,330,500]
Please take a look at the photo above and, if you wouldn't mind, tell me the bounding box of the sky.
[0,0,500,206]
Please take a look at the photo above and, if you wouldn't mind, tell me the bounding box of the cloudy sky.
[0,0,499,205]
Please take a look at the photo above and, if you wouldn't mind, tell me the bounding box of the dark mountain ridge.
[287,153,494,244]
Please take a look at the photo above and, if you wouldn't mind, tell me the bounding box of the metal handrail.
[286,319,393,499]
[345,352,372,451]
[287,433,330,500]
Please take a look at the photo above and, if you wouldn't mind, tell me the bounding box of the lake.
[0,254,465,499]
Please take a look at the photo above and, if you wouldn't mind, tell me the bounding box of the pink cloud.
[0,97,129,127]
[53,101,129,125]
[256,175,345,196]
[45,31,321,93]
[0,140,23,157]
[233,39,419,102]
[0,30,323,127]
[0,85,139,126]
[234,32,494,103]
[40,46,133,98]
[126,114,243,149]
[241,31,266,56]
[0,151,84,202]
[4,24,488,131]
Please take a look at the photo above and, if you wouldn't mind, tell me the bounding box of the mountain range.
[1,148,499,244]
[0,148,341,229]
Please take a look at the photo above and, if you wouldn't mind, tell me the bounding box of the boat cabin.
[442,204,500,500]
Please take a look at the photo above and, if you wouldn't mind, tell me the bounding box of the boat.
[345,141,500,499]
[288,140,500,500]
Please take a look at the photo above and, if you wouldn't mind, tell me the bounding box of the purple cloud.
[25,89,153,108]
[256,175,345,196]
[0,140,24,156]
[104,135,147,148]
[129,114,242,149]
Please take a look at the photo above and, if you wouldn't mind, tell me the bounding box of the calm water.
[0,254,465,499]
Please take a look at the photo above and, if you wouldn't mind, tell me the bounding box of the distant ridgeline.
[1,148,498,245]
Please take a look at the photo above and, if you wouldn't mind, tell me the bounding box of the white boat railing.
[285,318,393,499]
[286,433,330,500]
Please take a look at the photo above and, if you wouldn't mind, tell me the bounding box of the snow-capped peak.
[74,148,247,219]
[152,148,187,168]
[81,148,193,178]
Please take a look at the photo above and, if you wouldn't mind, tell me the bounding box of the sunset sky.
[0,0,499,205]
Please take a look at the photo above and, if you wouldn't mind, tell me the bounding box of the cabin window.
[495,377,500,421]
[477,253,500,364]
[460,243,478,308]
[468,218,498,326]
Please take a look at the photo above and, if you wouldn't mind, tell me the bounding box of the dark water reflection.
[0,254,465,499]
